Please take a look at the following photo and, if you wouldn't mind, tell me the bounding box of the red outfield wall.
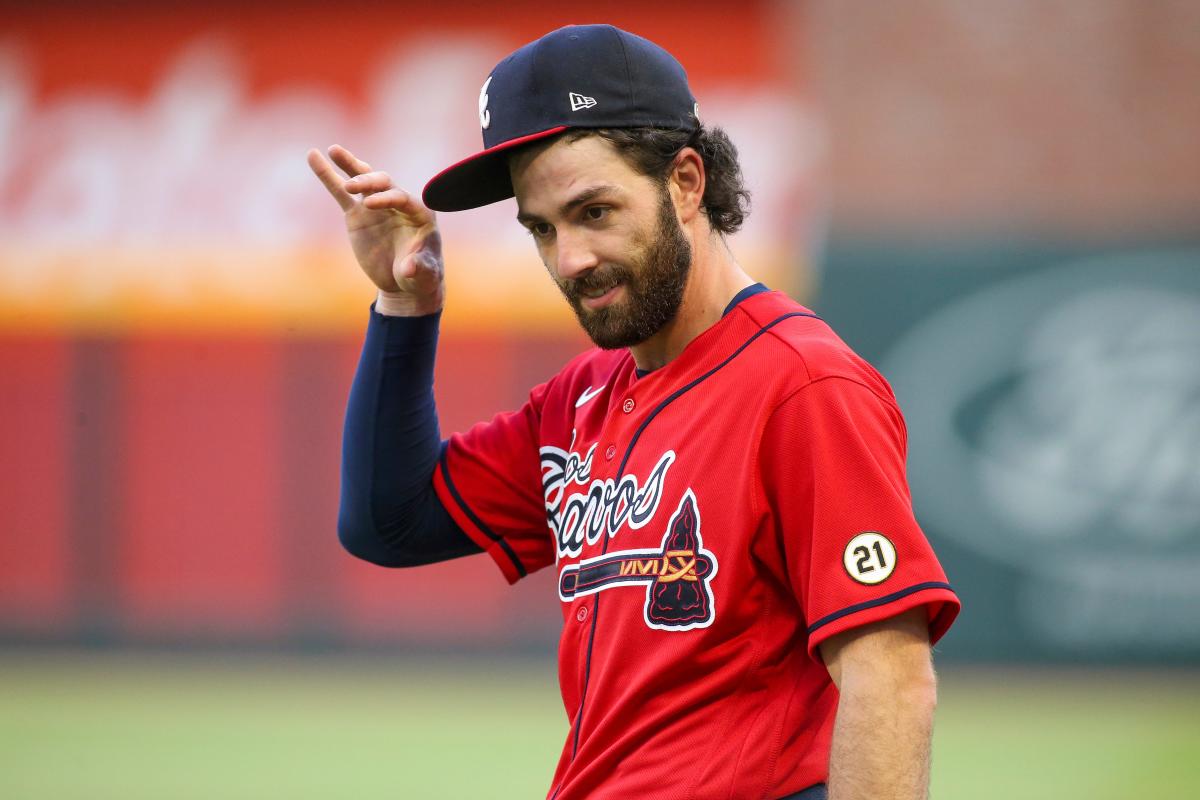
[0,332,586,646]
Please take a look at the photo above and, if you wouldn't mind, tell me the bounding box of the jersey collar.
[634,283,771,378]
[722,282,770,317]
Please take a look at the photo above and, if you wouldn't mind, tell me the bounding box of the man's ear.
[669,147,706,225]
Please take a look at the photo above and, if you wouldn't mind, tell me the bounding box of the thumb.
[398,247,441,280]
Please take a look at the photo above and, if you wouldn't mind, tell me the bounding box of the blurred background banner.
[0,1,816,334]
[1,0,1198,659]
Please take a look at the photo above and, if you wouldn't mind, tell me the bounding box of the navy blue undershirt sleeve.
[337,305,482,567]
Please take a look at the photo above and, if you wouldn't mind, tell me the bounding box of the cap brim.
[421,126,569,212]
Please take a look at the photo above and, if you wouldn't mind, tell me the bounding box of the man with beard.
[308,24,958,800]
[538,181,691,351]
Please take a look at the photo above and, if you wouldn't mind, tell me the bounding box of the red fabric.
[432,290,960,800]
[761,378,958,657]
[433,377,559,583]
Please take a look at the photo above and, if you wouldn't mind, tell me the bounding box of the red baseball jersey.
[432,289,959,800]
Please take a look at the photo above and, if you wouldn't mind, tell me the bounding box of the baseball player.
[309,24,959,800]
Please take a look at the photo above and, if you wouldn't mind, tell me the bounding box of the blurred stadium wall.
[0,1,1196,664]
[803,0,1200,663]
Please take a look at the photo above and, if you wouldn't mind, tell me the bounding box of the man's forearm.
[826,653,936,800]
[819,608,938,800]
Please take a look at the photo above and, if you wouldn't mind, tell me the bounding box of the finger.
[307,148,355,212]
[328,144,372,178]
[362,188,434,225]
[343,171,395,195]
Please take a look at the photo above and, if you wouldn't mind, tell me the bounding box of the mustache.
[562,267,632,300]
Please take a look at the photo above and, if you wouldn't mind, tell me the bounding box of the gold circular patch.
[843,532,897,585]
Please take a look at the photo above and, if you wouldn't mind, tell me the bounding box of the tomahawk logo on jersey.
[556,488,719,631]
[430,288,960,800]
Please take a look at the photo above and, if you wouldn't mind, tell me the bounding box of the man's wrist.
[374,289,444,317]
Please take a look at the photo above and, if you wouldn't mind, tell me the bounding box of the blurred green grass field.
[1,652,1197,799]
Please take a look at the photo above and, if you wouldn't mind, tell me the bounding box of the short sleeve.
[432,381,555,583]
[761,377,960,658]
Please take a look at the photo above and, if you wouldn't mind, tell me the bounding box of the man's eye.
[531,222,553,237]
[584,206,608,222]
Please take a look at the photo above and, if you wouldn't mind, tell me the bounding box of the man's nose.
[554,229,600,282]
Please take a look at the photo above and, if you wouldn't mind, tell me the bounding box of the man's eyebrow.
[516,184,623,226]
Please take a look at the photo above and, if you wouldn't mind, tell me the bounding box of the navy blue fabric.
[778,784,827,800]
[480,25,697,151]
[723,282,770,316]
[338,306,480,567]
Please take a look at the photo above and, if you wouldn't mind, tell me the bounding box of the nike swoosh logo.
[575,385,606,408]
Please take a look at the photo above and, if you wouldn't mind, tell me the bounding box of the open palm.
[307,145,444,315]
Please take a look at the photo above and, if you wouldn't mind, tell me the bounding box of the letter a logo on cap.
[479,76,493,130]
[569,92,597,111]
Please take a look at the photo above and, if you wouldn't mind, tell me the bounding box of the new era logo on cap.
[569,92,597,111]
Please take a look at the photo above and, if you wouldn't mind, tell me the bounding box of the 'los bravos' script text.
[540,436,675,559]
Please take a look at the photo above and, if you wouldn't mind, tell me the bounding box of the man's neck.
[629,234,755,373]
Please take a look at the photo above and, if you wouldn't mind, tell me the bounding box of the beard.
[557,190,693,350]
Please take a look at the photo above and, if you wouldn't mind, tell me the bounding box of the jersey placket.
[556,378,652,787]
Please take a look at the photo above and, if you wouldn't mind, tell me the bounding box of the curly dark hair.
[563,125,751,236]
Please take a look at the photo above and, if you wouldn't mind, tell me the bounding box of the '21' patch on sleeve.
[843,532,897,585]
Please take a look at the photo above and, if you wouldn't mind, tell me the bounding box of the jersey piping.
[805,581,954,635]
[438,443,528,578]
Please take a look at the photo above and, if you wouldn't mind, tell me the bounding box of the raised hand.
[307,145,445,316]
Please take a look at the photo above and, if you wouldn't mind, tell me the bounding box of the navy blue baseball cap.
[421,24,700,212]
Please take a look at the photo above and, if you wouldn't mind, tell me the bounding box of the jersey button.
[622,398,635,413]
[604,445,616,461]
[576,605,588,622]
